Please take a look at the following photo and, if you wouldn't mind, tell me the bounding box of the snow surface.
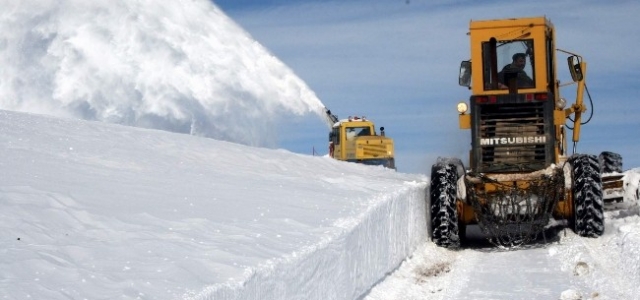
[2,0,640,299]
[2,105,640,300]
[0,109,429,299]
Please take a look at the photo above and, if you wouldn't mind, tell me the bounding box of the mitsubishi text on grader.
[430,16,604,248]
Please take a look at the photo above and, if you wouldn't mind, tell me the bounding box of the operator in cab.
[498,52,534,89]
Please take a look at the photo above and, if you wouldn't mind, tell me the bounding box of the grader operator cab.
[430,16,603,248]
[323,108,395,169]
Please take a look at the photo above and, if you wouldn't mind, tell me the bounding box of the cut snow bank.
[196,184,428,300]
[0,109,428,299]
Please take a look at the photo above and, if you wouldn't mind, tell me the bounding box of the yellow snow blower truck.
[430,16,603,248]
[323,108,395,169]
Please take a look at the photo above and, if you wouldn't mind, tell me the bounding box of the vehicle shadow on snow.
[460,223,566,252]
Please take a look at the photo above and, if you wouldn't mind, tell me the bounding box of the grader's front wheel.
[430,163,461,248]
[570,154,605,237]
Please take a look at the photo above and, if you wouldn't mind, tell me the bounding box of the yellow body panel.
[554,192,574,218]
[460,16,571,166]
[554,110,566,126]
[330,118,395,168]
[458,114,471,129]
[468,17,555,95]
[457,200,476,224]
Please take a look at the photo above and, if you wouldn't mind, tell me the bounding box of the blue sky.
[212,0,640,174]
[2,0,637,175]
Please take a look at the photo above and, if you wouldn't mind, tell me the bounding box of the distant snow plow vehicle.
[323,108,395,169]
[430,16,603,248]
[598,151,625,203]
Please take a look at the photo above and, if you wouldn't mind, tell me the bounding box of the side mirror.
[567,55,583,82]
[459,61,472,87]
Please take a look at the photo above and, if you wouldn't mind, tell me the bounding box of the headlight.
[457,102,468,114]
[556,97,567,109]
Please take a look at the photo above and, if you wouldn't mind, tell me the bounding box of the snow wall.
[193,185,428,300]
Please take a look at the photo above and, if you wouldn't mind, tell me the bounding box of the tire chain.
[465,168,565,248]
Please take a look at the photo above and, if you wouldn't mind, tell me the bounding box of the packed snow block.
[618,217,640,287]
[196,183,428,300]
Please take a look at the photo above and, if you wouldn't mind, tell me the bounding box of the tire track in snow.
[362,226,630,300]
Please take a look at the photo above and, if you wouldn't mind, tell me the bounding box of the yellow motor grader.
[323,108,395,169]
[430,16,603,247]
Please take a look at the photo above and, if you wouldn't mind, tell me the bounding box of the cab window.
[482,39,535,90]
[345,127,371,140]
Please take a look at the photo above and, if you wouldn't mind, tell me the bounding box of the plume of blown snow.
[0,0,324,147]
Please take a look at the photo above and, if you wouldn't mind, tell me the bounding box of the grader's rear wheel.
[598,151,623,173]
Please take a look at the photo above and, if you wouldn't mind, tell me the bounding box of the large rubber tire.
[570,154,605,237]
[598,151,622,173]
[436,156,466,179]
[430,163,460,248]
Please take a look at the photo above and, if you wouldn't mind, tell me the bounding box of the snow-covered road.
[364,194,640,300]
